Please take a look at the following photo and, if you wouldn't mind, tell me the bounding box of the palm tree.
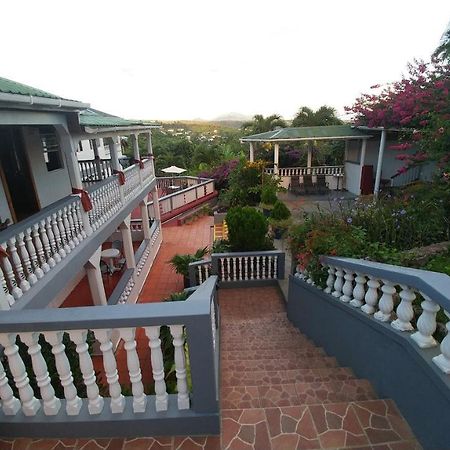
[292,105,342,127]
[241,114,287,135]
[434,24,450,61]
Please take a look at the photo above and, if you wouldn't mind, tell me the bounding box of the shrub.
[169,247,209,277]
[261,185,277,206]
[226,206,271,251]
[270,200,291,221]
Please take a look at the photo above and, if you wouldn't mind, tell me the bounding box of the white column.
[92,139,103,181]
[151,186,161,222]
[85,247,107,306]
[107,136,122,172]
[359,139,367,195]
[131,134,140,161]
[374,129,386,197]
[249,142,255,162]
[274,143,280,175]
[140,199,151,240]
[307,145,313,169]
[120,215,136,270]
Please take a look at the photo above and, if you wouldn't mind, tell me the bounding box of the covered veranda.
[240,125,391,196]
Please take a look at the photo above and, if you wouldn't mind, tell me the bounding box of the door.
[0,126,40,222]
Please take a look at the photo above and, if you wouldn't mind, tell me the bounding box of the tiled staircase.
[219,286,421,449]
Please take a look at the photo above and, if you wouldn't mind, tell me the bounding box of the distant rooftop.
[241,125,372,142]
[80,108,160,128]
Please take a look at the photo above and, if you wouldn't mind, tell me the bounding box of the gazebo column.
[359,139,367,195]
[274,143,280,175]
[374,129,387,197]
[249,142,255,163]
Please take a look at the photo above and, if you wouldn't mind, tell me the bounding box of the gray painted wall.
[287,276,450,450]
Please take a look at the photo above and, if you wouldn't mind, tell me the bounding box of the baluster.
[205,265,210,279]
[374,280,396,322]
[232,257,237,281]
[45,216,61,263]
[391,285,415,331]
[94,329,125,413]
[350,273,366,308]
[245,256,249,280]
[256,256,260,280]
[273,255,278,279]
[267,256,273,278]
[324,266,335,294]
[0,333,40,416]
[119,328,146,412]
[8,237,31,292]
[1,245,23,300]
[332,267,344,298]
[145,326,168,411]
[197,265,203,284]
[75,203,87,239]
[51,213,66,259]
[220,258,226,281]
[21,332,61,415]
[340,270,354,303]
[24,228,43,280]
[69,330,104,414]
[169,325,190,410]
[411,294,440,348]
[40,219,57,267]
[32,224,50,273]
[64,206,78,248]
[17,232,38,286]
[0,267,14,308]
[70,203,82,242]
[361,276,380,315]
[225,257,231,281]
[261,256,266,280]
[43,331,82,415]
[432,310,450,374]
[57,210,71,255]
[0,358,20,415]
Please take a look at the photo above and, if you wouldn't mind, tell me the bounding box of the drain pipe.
[373,128,386,197]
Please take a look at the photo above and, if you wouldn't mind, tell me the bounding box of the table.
[101,248,121,273]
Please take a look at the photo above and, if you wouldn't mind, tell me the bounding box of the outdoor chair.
[303,174,316,194]
[111,240,127,269]
[316,175,329,195]
[289,176,305,195]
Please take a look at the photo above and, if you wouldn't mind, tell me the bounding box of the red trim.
[134,159,144,169]
[113,169,126,185]
[0,246,8,258]
[72,188,93,212]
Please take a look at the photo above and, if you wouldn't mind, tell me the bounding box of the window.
[89,139,95,150]
[77,142,83,153]
[39,127,63,171]
[346,140,361,164]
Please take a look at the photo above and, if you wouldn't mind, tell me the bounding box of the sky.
[1,1,449,121]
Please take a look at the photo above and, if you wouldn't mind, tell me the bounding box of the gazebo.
[240,125,396,196]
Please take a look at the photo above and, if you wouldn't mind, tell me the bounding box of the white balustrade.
[332,268,344,298]
[433,310,450,374]
[340,270,354,303]
[0,267,14,309]
[350,273,366,308]
[391,285,415,331]
[145,326,168,411]
[44,331,82,415]
[88,178,123,230]
[124,165,142,202]
[94,329,125,413]
[169,325,190,410]
[69,330,104,414]
[0,333,40,416]
[361,276,380,315]
[120,327,147,413]
[411,294,440,348]
[374,280,396,322]
[8,237,31,292]
[0,359,21,415]
[324,266,335,294]
[21,332,61,415]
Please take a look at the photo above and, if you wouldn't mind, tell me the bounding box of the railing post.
[211,255,219,277]
[277,252,285,279]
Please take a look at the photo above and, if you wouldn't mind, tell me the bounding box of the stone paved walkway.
[2,286,422,449]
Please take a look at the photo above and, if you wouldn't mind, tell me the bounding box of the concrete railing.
[290,256,450,449]
[78,158,114,182]
[189,250,285,287]
[0,276,220,438]
[265,165,344,177]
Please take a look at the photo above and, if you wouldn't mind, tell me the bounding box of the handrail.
[157,177,213,202]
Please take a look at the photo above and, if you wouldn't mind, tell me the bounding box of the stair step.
[221,379,377,409]
[221,347,326,361]
[221,356,337,372]
[221,367,356,387]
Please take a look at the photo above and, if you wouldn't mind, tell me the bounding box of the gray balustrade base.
[0,395,220,438]
[287,275,450,450]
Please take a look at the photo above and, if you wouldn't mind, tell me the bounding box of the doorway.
[0,126,40,222]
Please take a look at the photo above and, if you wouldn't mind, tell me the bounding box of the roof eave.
[0,92,89,110]
[83,124,162,134]
[241,135,372,143]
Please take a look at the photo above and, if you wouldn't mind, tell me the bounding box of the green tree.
[241,114,287,135]
[292,105,342,127]
[434,25,450,61]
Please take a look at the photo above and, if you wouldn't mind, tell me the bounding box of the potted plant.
[260,185,278,217]
[269,200,292,239]
[169,246,209,288]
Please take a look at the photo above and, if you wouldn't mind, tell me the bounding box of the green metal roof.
[79,109,159,128]
[0,76,73,100]
[241,125,371,142]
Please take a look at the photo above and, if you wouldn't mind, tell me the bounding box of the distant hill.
[213,112,252,122]
[159,119,244,133]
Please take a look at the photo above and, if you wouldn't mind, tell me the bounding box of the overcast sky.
[1,1,449,121]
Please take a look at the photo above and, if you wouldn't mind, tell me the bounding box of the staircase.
[219,286,421,449]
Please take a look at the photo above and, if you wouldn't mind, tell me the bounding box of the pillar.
[85,247,107,306]
[131,134,140,161]
[274,143,280,175]
[150,186,161,221]
[374,129,386,197]
[249,142,255,162]
[140,199,151,240]
[107,136,122,171]
[146,131,156,177]
[56,126,93,236]
[359,139,367,195]
[119,215,136,270]
[307,146,313,169]
[92,139,103,181]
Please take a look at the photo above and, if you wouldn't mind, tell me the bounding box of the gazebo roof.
[241,125,372,142]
